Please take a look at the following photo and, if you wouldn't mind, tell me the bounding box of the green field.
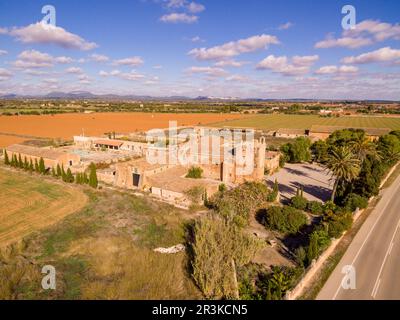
[211,114,400,131]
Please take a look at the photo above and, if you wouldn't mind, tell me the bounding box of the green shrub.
[290,195,308,211]
[344,193,369,212]
[209,182,273,227]
[306,201,324,215]
[186,166,203,179]
[323,210,353,238]
[262,206,307,234]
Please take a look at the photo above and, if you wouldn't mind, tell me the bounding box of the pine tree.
[4,151,10,165]
[88,163,98,188]
[34,159,40,173]
[39,157,46,174]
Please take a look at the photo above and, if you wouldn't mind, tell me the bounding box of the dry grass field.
[210,114,400,131]
[0,168,87,247]
[0,174,202,299]
[0,112,245,147]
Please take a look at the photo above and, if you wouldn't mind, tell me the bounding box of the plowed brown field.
[0,113,245,147]
[0,168,88,247]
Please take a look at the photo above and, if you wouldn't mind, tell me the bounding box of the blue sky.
[0,0,399,99]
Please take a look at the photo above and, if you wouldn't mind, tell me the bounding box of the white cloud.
[0,27,8,34]
[315,65,358,74]
[186,66,227,77]
[226,74,249,82]
[13,49,53,68]
[0,68,12,81]
[278,22,293,30]
[55,56,74,64]
[187,2,205,13]
[66,67,83,74]
[0,50,8,56]
[292,55,319,66]
[342,47,400,64]
[99,70,108,76]
[315,20,400,49]
[214,60,247,67]
[189,34,279,61]
[112,56,144,66]
[153,65,163,69]
[344,20,400,42]
[315,36,372,49]
[100,69,144,81]
[257,54,318,76]
[8,22,97,50]
[160,13,198,24]
[90,53,109,62]
[190,36,205,43]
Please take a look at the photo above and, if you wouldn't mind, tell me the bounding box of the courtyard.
[266,163,333,203]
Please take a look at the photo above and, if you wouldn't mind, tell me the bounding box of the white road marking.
[370,219,400,299]
[371,279,381,299]
[332,181,400,300]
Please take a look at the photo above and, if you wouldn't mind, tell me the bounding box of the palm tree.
[349,135,380,162]
[326,146,361,201]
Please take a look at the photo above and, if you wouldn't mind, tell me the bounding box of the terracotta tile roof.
[6,144,67,160]
[93,139,124,147]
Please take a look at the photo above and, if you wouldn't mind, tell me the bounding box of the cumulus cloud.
[187,2,205,13]
[315,65,358,75]
[342,47,400,64]
[315,20,400,49]
[257,54,319,76]
[89,53,109,62]
[160,13,198,24]
[189,34,279,61]
[186,66,227,77]
[0,50,7,56]
[315,36,373,49]
[66,67,83,74]
[55,56,74,64]
[7,22,97,50]
[278,22,293,30]
[112,56,144,66]
[0,68,12,81]
[13,49,54,68]
[214,60,248,67]
[99,69,144,81]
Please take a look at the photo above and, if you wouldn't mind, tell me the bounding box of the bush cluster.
[260,206,307,235]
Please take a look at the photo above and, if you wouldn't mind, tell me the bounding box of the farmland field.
[210,114,400,131]
[0,112,245,147]
[0,168,87,247]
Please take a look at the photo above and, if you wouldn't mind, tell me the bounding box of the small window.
[69,161,73,166]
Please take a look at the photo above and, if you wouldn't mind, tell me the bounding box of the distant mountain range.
[0,91,398,103]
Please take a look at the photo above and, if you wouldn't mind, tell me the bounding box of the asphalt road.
[317,172,400,300]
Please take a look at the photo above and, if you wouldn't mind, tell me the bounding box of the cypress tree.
[75,172,80,184]
[56,164,62,177]
[34,159,40,173]
[11,154,17,167]
[66,168,74,183]
[83,171,88,184]
[23,157,29,170]
[29,159,34,172]
[4,151,9,165]
[51,167,56,177]
[18,154,23,168]
[88,163,98,188]
[61,164,67,182]
[39,157,46,174]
